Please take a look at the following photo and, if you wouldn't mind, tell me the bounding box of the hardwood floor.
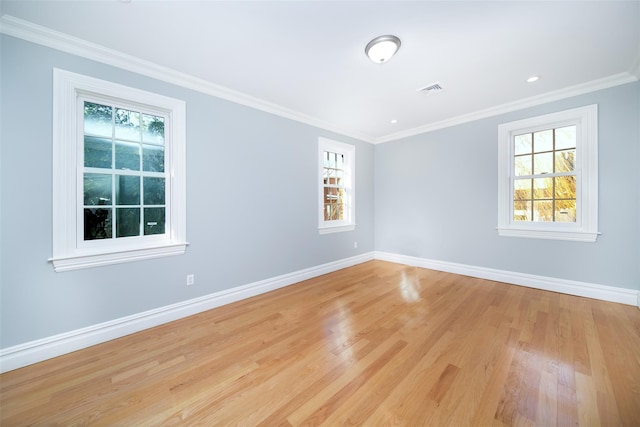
[1,260,639,426]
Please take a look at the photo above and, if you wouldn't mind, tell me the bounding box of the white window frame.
[50,69,188,271]
[497,104,598,242]
[318,137,355,234]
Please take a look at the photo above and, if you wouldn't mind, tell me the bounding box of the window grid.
[81,99,167,243]
[512,126,577,223]
[323,151,346,221]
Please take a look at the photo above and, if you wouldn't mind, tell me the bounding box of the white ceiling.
[2,1,639,143]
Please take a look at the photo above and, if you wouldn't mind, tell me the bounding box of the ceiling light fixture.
[365,35,401,64]
[526,76,540,83]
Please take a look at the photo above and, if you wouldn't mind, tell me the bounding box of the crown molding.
[2,15,637,146]
[374,72,638,144]
[0,15,376,144]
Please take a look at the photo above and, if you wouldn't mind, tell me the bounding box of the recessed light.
[390,119,398,124]
[526,76,540,83]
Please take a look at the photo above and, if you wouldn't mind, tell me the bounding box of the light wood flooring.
[1,260,639,426]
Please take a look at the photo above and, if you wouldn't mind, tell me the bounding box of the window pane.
[116,175,140,205]
[555,176,576,199]
[84,174,112,205]
[144,207,165,235]
[327,152,336,168]
[533,177,552,199]
[142,144,164,172]
[84,102,112,137]
[533,152,553,175]
[533,200,553,221]
[84,136,112,169]
[336,154,344,169]
[143,177,165,205]
[533,129,553,152]
[142,114,165,144]
[324,187,338,204]
[555,200,576,222]
[513,178,531,200]
[84,208,112,240]
[324,204,331,221]
[116,208,140,237]
[514,201,531,221]
[555,149,575,172]
[115,108,141,140]
[555,126,576,150]
[324,202,343,221]
[323,168,330,184]
[514,133,532,155]
[115,141,140,170]
[514,155,531,176]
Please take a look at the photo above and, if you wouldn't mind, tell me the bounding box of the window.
[318,137,355,234]
[497,105,598,242]
[51,69,187,271]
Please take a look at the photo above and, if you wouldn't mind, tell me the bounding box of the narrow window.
[318,138,355,234]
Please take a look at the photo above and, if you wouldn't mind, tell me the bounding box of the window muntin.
[497,105,598,242]
[323,151,346,221]
[80,100,167,245]
[51,69,187,272]
[512,125,577,223]
[318,138,355,234]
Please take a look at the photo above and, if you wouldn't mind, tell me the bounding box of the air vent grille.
[418,82,443,95]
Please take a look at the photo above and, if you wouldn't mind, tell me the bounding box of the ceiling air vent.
[418,82,443,95]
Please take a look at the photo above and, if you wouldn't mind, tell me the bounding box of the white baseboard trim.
[374,251,639,307]
[0,252,374,373]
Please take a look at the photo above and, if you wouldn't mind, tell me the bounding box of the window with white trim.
[497,104,598,242]
[318,138,355,234]
[51,69,187,271]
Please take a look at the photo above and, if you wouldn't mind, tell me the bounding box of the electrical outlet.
[186,274,195,286]
[354,241,358,249]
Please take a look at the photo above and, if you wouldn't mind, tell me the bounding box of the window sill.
[49,242,189,272]
[497,227,599,242]
[318,224,356,235]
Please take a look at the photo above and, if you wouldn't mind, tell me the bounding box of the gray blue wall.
[375,82,640,290]
[0,35,374,348]
[1,33,638,351]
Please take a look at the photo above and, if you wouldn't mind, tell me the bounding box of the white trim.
[318,225,356,235]
[497,104,598,241]
[1,15,636,146]
[0,252,374,373]
[318,137,356,234]
[0,15,374,144]
[52,69,188,271]
[375,73,636,144]
[48,243,188,272]
[374,251,638,307]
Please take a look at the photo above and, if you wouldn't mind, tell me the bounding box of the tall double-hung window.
[318,137,355,234]
[497,105,598,242]
[51,69,187,271]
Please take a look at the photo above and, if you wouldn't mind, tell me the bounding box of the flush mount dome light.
[365,35,401,63]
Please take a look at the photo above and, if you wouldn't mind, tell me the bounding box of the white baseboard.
[3,251,636,373]
[0,252,374,373]
[374,251,639,307]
